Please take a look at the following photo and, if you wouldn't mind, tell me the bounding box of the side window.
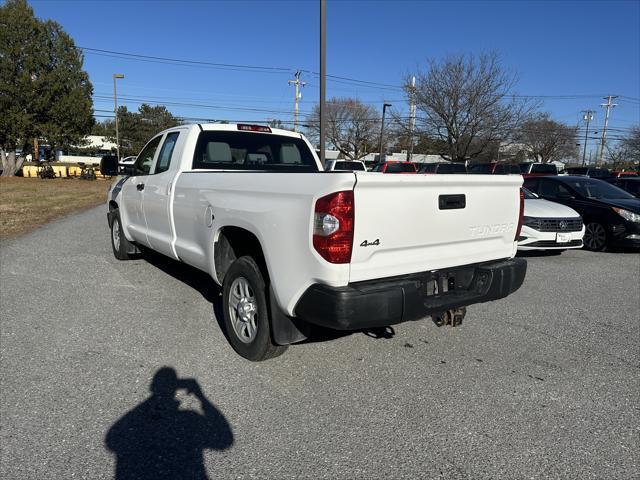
[154,132,180,174]
[134,136,162,175]
[494,164,505,174]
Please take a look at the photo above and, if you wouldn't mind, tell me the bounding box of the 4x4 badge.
[360,239,380,247]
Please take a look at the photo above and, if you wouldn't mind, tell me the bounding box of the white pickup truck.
[107,123,526,361]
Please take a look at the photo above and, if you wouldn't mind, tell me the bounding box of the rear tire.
[110,209,134,260]
[583,222,607,251]
[222,256,287,361]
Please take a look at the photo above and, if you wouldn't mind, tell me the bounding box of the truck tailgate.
[350,173,522,283]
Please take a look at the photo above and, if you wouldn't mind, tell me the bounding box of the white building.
[57,136,117,165]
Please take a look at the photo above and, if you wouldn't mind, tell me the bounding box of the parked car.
[519,162,558,177]
[370,161,417,173]
[562,167,611,178]
[469,162,521,175]
[417,162,467,174]
[611,171,638,178]
[605,177,640,197]
[325,160,366,171]
[108,123,526,361]
[523,175,640,250]
[518,188,584,251]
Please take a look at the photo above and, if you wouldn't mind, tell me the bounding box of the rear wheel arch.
[214,226,269,284]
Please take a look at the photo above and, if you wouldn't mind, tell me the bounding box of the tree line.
[306,53,638,166]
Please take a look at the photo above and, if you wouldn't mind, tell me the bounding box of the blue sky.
[30,0,640,149]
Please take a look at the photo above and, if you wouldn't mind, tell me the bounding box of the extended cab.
[108,124,527,361]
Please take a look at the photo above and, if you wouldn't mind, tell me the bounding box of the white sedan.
[518,188,585,251]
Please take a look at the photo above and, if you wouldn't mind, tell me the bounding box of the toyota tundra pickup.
[107,124,526,361]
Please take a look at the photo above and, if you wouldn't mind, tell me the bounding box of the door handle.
[136,183,145,191]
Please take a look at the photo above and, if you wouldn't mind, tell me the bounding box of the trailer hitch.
[434,307,467,327]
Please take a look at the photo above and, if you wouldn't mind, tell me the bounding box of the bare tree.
[405,52,536,163]
[621,126,640,162]
[516,113,578,163]
[306,98,379,160]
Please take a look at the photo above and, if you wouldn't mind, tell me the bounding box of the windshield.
[531,164,558,174]
[386,163,416,173]
[522,188,538,199]
[470,164,491,174]
[565,178,635,200]
[438,163,467,174]
[334,161,366,171]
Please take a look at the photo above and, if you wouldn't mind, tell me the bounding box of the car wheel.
[583,222,607,251]
[110,209,135,260]
[222,256,287,361]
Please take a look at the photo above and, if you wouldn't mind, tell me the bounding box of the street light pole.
[319,0,326,167]
[581,110,594,167]
[113,73,125,161]
[378,103,392,162]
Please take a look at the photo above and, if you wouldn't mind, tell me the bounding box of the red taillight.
[313,191,354,264]
[237,124,272,133]
[515,188,525,240]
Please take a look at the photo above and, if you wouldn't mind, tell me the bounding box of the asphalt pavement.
[1,206,638,479]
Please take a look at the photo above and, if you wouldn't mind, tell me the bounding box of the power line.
[78,46,291,73]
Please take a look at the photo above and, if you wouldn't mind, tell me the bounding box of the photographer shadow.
[105,367,233,480]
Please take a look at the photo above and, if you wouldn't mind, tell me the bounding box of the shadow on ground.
[105,367,233,480]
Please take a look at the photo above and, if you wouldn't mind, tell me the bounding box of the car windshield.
[334,161,365,171]
[618,180,639,195]
[386,163,415,173]
[531,164,557,174]
[565,178,635,200]
[470,164,491,174]
[522,188,538,199]
[438,163,466,174]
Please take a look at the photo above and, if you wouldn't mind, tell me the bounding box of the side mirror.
[100,156,118,176]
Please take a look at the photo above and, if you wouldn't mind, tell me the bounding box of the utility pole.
[319,0,326,167]
[288,71,306,132]
[407,76,416,162]
[113,73,125,162]
[581,110,595,167]
[598,95,618,166]
[378,103,392,162]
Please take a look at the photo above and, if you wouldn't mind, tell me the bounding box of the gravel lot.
[1,206,638,479]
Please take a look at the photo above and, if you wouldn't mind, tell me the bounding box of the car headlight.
[612,207,640,223]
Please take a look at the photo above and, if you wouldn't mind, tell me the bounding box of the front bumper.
[518,225,584,250]
[294,258,527,330]
[609,221,640,248]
